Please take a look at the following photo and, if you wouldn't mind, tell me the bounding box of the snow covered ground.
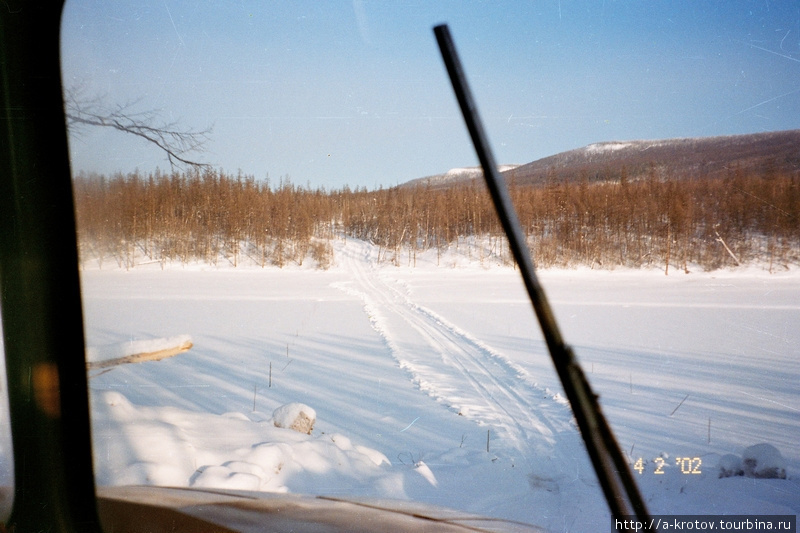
[3,238,798,531]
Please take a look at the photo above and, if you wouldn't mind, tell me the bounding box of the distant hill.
[403,164,520,189]
[405,130,800,189]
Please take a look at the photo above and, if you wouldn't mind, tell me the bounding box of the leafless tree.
[64,85,212,170]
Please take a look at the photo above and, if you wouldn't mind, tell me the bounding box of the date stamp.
[633,456,702,475]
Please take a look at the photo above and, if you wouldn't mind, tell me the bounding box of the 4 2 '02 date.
[633,457,702,475]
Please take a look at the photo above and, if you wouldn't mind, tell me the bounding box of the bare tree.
[64,85,212,170]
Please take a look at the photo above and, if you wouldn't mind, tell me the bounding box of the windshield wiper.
[434,23,651,524]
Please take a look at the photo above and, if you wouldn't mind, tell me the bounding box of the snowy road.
[334,240,598,499]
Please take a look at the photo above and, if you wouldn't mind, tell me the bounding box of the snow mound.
[718,444,787,479]
[742,443,787,479]
[191,464,264,491]
[272,403,316,435]
[413,460,438,487]
[717,454,743,478]
[91,390,395,497]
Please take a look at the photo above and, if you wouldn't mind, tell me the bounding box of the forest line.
[72,165,800,272]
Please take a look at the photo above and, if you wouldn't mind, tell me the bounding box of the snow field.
[388,259,800,522]
[1,239,794,531]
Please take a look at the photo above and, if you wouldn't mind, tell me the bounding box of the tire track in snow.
[334,240,595,491]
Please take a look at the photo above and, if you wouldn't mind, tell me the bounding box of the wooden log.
[86,339,193,371]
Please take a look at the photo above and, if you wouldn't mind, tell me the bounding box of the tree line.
[72,164,800,272]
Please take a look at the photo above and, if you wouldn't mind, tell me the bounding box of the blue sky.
[61,1,800,189]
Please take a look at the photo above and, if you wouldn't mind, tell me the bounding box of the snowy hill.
[402,129,800,189]
[505,129,800,186]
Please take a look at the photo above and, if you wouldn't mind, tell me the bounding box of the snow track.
[334,240,596,492]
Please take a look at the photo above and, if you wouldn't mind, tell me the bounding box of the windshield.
[56,2,799,531]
